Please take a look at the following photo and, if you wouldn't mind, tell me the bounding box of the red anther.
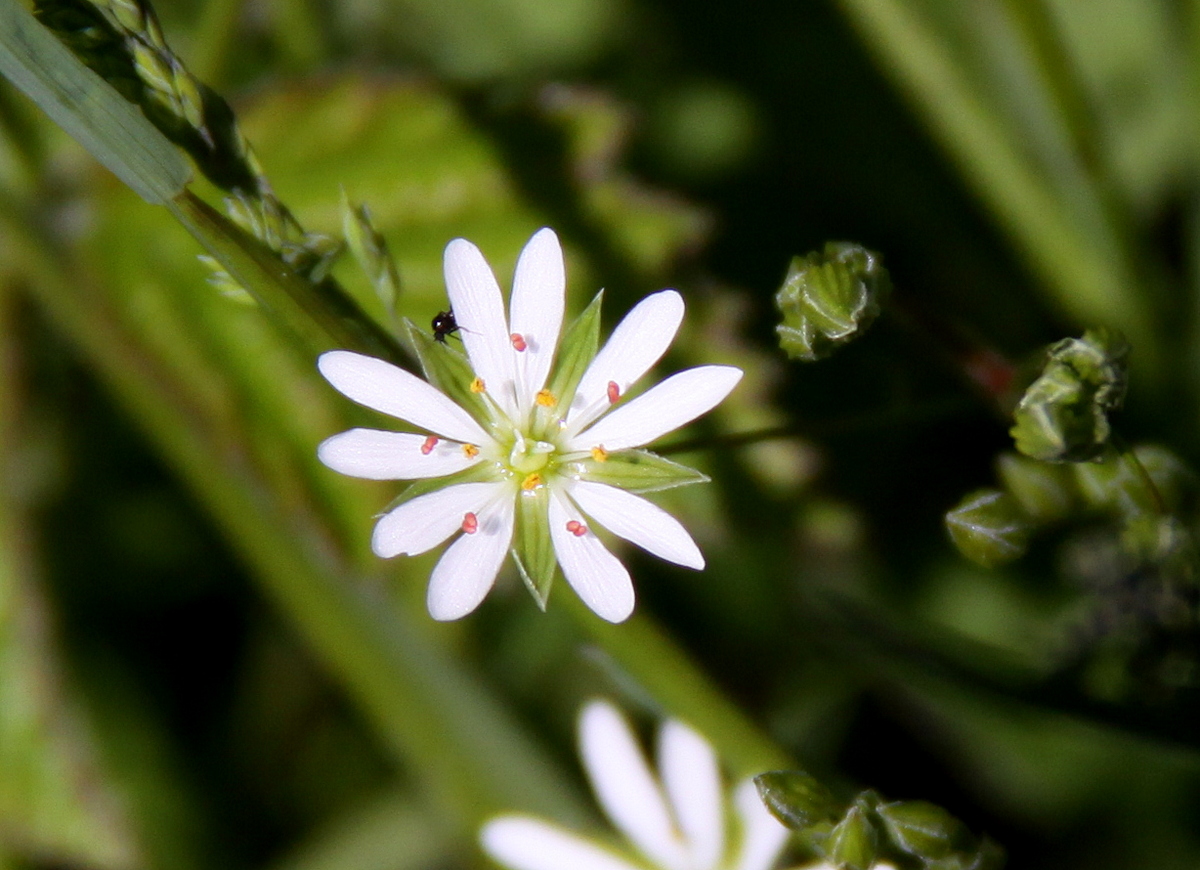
[606,381,621,404]
[510,333,528,352]
[420,435,439,455]
[462,512,479,534]
[566,520,588,537]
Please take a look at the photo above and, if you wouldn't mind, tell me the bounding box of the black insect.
[432,309,461,343]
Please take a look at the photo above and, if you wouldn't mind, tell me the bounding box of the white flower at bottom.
[317,228,742,623]
[481,700,791,870]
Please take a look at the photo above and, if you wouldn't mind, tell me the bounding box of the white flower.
[481,699,791,870]
[317,228,742,622]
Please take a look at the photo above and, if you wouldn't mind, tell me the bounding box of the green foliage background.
[1,0,1199,869]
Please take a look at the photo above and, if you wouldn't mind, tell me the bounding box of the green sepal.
[571,449,709,494]
[944,488,1032,567]
[753,770,839,831]
[876,800,961,861]
[511,487,557,609]
[546,290,603,408]
[1010,328,1129,463]
[825,802,878,870]
[341,191,401,317]
[774,242,891,362]
[378,462,507,516]
[994,452,1077,524]
[405,318,492,430]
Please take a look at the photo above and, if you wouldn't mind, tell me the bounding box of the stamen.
[510,333,527,352]
[462,512,479,534]
[521,473,544,491]
[566,520,588,537]
[535,389,557,408]
[470,377,486,393]
[606,381,621,404]
[420,435,439,455]
[590,445,609,462]
[463,443,480,459]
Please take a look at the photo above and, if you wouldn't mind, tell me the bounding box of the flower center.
[508,430,556,474]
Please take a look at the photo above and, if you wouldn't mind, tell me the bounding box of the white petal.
[317,429,478,480]
[566,290,685,432]
[549,491,635,624]
[567,366,742,453]
[510,228,565,410]
[444,238,519,417]
[659,720,724,870]
[731,779,790,870]
[480,816,642,870]
[318,351,488,445]
[568,481,704,570]
[579,701,688,870]
[371,481,504,558]
[426,495,514,620]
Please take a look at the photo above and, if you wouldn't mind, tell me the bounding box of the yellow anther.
[463,443,480,459]
[521,472,544,491]
[590,445,609,462]
[470,377,486,393]
[535,389,557,408]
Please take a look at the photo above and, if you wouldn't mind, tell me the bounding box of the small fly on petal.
[432,309,461,343]
[462,512,479,534]
[420,435,439,455]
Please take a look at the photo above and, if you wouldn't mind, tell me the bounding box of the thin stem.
[658,398,972,456]
[1112,433,1168,516]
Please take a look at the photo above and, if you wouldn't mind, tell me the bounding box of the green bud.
[1071,444,1188,519]
[945,489,1032,567]
[877,800,961,860]
[753,771,839,831]
[1009,328,1129,463]
[774,242,890,361]
[825,803,878,870]
[995,452,1077,524]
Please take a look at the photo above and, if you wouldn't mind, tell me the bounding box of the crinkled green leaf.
[573,448,708,494]
[774,242,890,362]
[1010,328,1128,463]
